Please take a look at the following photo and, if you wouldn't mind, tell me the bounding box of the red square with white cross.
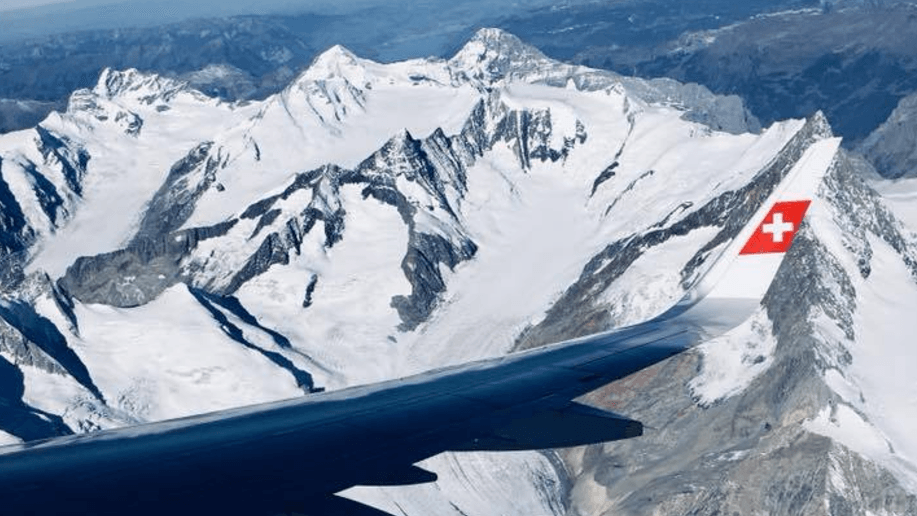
[739,200,811,255]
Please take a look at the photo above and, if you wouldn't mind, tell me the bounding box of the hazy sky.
[0,0,376,13]
[0,0,562,43]
[0,0,123,12]
[0,0,71,10]
[0,0,376,40]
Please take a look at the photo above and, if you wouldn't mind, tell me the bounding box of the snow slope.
[1,27,914,516]
[806,234,917,492]
[24,70,252,278]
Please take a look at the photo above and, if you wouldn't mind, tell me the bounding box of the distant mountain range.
[3,1,917,178]
[1,28,915,515]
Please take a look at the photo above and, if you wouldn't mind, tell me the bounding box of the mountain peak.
[299,44,365,83]
[449,28,552,85]
[93,68,189,104]
[468,27,528,49]
[392,127,415,143]
[279,44,369,127]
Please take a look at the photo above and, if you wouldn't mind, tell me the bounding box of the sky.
[0,0,108,12]
[0,0,397,30]
[0,0,556,44]
[0,0,63,10]
[0,0,363,40]
[0,0,375,14]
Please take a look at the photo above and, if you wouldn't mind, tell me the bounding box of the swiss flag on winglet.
[739,200,811,255]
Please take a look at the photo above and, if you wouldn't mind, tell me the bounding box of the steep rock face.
[517,112,834,349]
[1,28,915,516]
[451,29,760,136]
[0,352,72,441]
[93,68,191,105]
[58,222,235,307]
[60,90,587,331]
[0,124,90,288]
[19,65,251,281]
[281,45,369,128]
[0,158,34,259]
[132,141,218,241]
[545,149,917,516]
[859,91,917,178]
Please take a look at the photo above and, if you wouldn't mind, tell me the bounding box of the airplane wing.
[0,139,834,516]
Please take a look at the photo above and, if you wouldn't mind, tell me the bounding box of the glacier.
[0,28,915,516]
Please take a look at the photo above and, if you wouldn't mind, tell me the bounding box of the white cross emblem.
[762,212,794,243]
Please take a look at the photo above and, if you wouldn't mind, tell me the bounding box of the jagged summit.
[455,28,548,61]
[288,28,551,92]
[296,44,366,85]
[262,29,759,138]
[92,68,190,104]
[273,44,371,129]
[449,28,553,84]
[807,110,834,138]
[390,127,416,144]
[5,28,909,516]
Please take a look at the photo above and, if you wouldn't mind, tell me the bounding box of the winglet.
[658,137,840,337]
[685,137,839,305]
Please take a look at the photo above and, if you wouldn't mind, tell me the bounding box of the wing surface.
[0,138,838,515]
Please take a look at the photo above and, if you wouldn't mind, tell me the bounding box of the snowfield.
[0,27,915,516]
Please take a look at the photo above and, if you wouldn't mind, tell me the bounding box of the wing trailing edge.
[456,402,642,451]
[359,464,438,486]
[302,494,402,516]
[0,137,839,516]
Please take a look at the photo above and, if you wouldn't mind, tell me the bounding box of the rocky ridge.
[859,91,917,179]
[0,28,914,516]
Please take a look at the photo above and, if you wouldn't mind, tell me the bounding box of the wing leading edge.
[0,138,838,515]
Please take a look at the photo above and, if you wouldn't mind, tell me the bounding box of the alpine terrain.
[0,29,914,515]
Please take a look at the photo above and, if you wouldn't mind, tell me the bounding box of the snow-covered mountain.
[859,91,917,179]
[0,28,915,515]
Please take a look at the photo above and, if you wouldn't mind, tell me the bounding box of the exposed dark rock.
[516,113,835,351]
[859,92,917,178]
[0,311,66,376]
[248,208,282,239]
[49,278,78,334]
[20,161,66,226]
[60,221,235,307]
[825,148,917,281]
[34,125,89,197]
[303,274,318,308]
[0,355,72,441]
[604,169,655,215]
[501,116,917,516]
[221,168,348,295]
[0,300,103,401]
[188,287,315,392]
[223,232,294,295]
[392,232,478,331]
[189,95,584,327]
[133,141,216,242]
[0,158,34,256]
[241,195,283,220]
[114,110,143,137]
[590,161,618,197]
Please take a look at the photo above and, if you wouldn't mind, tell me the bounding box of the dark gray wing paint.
[0,131,832,514]
[0,296,755,516]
